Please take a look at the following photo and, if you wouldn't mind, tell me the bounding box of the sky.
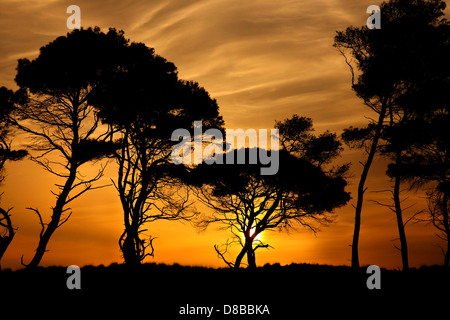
[0,0,448,270]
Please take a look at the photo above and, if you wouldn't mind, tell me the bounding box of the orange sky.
[0,0,448,270]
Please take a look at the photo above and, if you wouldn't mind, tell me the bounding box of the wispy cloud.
[1,0,448,269]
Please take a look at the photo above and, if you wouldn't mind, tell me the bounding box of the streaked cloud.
[0,0,448,269]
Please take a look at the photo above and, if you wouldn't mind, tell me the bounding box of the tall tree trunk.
[234,238,255,269]
[118,135,150,266]
[352,105,387,269]
[234,245,247,269]
[119,197,148,265]
[120,226,141,266]
[118,187,145,265]
[233,238,257,269]
[0,236,13,267]
[247,246,256,269]
[393,149,408,271]
[0,208,14,270]
[26,168,77,269]
[442,191,449,267]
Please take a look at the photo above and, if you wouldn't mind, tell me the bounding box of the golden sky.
[0,0,448,270]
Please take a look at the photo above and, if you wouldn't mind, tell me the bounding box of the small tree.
[188,115,350,268]
[11,27,124,268]
[91,42,225,265]
[0,87,27,269]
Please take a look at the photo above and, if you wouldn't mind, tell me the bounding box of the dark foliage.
[334,0,450,269]
[0,87,27,269]
[10,27,126,268]
[186,115,350,268]
[90,36,224,265]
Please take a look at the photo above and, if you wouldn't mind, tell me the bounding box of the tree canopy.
[89,36,225,265]
[10,27,126,268]
[335,0,450,269]
[186,115,350,268]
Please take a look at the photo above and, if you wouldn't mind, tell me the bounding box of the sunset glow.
[0,0,448,271]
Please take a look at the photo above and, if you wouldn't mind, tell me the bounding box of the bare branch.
[214,243,234,268]
[26,207,46,239]
[57,211,73,228]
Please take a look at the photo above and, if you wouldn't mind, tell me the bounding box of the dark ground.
[1,263,449,318]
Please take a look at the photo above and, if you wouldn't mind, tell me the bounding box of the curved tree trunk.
[352,105,387,269]
[234,244,248,269]
[234,238,257,269]
[120,227,142,266]
[26,168,77,269]
[234,238,253,269]
[0,208,15,270]
[393,153,408,271]
[442,191,449,267]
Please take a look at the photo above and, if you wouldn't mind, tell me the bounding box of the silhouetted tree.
[425,189,450,266]
[10,27,124,268]
[0,87,27,270]
[389,114,450,266]
[335,0,448,269]
[91,42,224,265]
[187,115,350,268]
